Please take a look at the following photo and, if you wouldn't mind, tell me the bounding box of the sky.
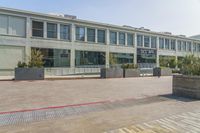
[0,0,200,37]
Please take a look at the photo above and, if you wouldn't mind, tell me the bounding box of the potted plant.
[121,63,140,78]
[15,49,44,80]
[100,54,123,78]
[173,55,200,99]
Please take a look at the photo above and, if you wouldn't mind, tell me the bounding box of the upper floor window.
[187,42,192,52]
[193,43,197,52]
[182,41,187,51]
[177,41,181,51]
[144,36,150,47]
[60,24,70,40]
[165,39,170,50]
[171,40,176,50]
[76,26,85,41]
[159,38,164,49]
[87,28,95,42]
[137,34,143,47]
[151,36,157,48]
[47,23,57,38]
[0,15,26,37]
[97,30,105,44]
[198,44,200,52]
[32,21,44,37]
[127,34,133,46]
[119,32,125,45]
[110,31,117,45]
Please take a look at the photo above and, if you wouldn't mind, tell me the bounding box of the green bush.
[17,49,44,68]
[121,63,138,69]
[17,61,27,68]
[159,56,176,68]
[180,55,200,76]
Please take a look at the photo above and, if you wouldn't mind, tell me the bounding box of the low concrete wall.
[100,68,123,78]
[15,68,44,80]
[173,75,200,99]
[153,67,172,76]
[124,69,140,78]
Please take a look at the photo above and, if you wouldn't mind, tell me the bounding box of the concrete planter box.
[15,68,44,80]
[173,75,200,99]
[153,67,172,76]
[123,69,140,78]
[100,68,123,78]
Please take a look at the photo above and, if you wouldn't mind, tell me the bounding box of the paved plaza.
[0,76,200,133]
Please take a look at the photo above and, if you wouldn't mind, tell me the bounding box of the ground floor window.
[32,48,70,67]
[75,50,105,67]
[137,48,156,63]
[109,53,134,65]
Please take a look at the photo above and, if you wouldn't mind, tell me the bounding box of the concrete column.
[134,33,137,64]
[71,23,75,42]
[57,23,60,40]
[125,33,128,46]
[149,36,152,48]
[156,36,159,67]
[44,21,47,38]
[142,35,144,47]
[175,39,178,53]
[84,27,87,42]
[116,32,119,45]
[175,56,178,69]
[95,28,98,43]
[26,17,31,38]
[106,51,109,68]
[106,29,109,45]
[70,48,75,68]
[25,46,31,64]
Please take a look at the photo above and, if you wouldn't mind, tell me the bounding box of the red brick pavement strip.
[0,97,138,115]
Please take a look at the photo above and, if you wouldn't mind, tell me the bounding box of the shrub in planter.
[15,49,45,80]
[121,64,140,78]
[173,55,200,99]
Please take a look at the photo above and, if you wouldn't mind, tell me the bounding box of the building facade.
[0,7,200,76]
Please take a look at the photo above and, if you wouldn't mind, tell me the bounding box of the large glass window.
[193,43,197,52]
[76,26,85,41]
[0,14,8,35]
[87,28,95,42]
[0,15,26,37]
[137,48,156,63]
[127,34,133,46]
[137,34,143,47]
[171,40,176,51]
[119,32,125,45]
[177,41,181,51]
[110,31,117,44]
[32,21,44,37]
[182,41,187,51]
[32,48,70,67]
[75,51,105,67]
[144,36,150,47]
[109,53,134,65]
[60,24,70,40]
[198,44,200,52]
[187,42,192,52]
[47,23,57,38]
[159,38,164,49]
[165,39,170,50]
[151,36,157,48]
[97,30,105,43]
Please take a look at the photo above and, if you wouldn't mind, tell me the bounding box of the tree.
[28,49,44,68]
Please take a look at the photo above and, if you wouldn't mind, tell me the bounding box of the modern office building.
[0,7,200,76]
